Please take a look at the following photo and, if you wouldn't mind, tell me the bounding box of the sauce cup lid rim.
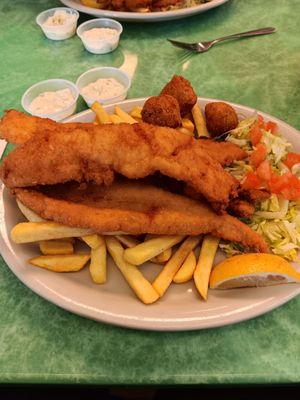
[21,79,79,117]
[36,7,79,27]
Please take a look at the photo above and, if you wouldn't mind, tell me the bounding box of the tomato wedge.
[268,172,300,200]
[265,121,278,134]
[249,123,262,145]
[250,143,267,167]
[256,160,272,181]
[283,152,300,170]
[257,114,265,129]
[241,171,262,190]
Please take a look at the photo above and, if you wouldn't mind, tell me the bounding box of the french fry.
[124,235,185,266]
[192,103,209,138]
[152,236,201,296]
[29,253,90,272]
[182,118,194,133]
[151,247,172,264]
[115,235,140,248]
[11,222,93,244]
[173,250,197,283]
[89,240,107,284]
[106,237,159,304]
[130,106,142,119]
[177,127,194,136]
[109,114,123,124]
[81,234,104,249]
[17,200,45,222]
[91,102,111,124]
[115,106,137,124]
[193,235,220,300]
[39,240,74,255]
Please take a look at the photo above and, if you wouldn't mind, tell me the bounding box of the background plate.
[60,0,229,22]
[0,97,299,331]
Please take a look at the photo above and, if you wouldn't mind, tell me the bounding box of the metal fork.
[168,27,276,53]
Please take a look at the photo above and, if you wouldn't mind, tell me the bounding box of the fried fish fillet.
[1,122,240,210]
[0,110,246,166]
[14,181,268,252]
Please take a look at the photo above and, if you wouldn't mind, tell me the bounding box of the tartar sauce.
[81,28,119,53]
[81,78,125,101]
[43,10,76,27]
[29,88,75,115]
[82,28,118,43]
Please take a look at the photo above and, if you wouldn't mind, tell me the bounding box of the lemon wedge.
[210,253,300,289]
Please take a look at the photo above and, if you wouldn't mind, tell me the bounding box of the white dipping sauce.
[43,10,76,27]
[81,78,125,101]
[29,88,75,115]
[81,28,119,53]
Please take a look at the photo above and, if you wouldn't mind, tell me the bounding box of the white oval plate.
[60,0,229,22]
[1,97,299,331]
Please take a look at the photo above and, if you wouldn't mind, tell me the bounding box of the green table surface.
[0,0,300,386]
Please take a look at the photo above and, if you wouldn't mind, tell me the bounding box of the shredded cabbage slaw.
[222,115,300,261]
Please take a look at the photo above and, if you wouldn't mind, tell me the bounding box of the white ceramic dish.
[1,97,299,331]
[77,18,123,54]
[76,67,131,106]
[60,0,229,22]
[36,7,79,40]
[21,79,79,121]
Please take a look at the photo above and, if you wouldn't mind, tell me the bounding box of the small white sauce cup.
[76,67,131,107]
[77,18,123,54]
[36,7,79,41]
[21,79,79,121]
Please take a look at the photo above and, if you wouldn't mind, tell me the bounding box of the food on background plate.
[1,74,299,305]
[80,0,212,12]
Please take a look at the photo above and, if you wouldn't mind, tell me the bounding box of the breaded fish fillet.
[0,110,246,166]
[14,181,268,253]
[1,123,240,210]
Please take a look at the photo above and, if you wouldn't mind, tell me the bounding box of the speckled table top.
[0,0,300,386]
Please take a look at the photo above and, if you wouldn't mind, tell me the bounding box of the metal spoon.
[168,27,276,53]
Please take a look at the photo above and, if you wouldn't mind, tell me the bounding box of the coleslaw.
[221,114,300,261]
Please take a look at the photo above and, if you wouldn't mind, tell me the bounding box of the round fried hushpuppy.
[205,102,238,137]
[160,75,197,116]
[141,94,182,128]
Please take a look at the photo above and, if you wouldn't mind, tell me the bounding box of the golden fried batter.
[141,94,182,128]
[205,102,238,137]
[1,122,239,211]
[161,75,197,116]
[15,181,268,252]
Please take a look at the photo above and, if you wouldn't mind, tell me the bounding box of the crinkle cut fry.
[1,122,239,211]
[14,182,269,253]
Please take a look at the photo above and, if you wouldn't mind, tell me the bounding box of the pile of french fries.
[11,101,222,305]
[91,100,209,138]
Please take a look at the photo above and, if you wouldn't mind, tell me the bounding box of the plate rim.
[59,0,230,22]
[1,96,299,331]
